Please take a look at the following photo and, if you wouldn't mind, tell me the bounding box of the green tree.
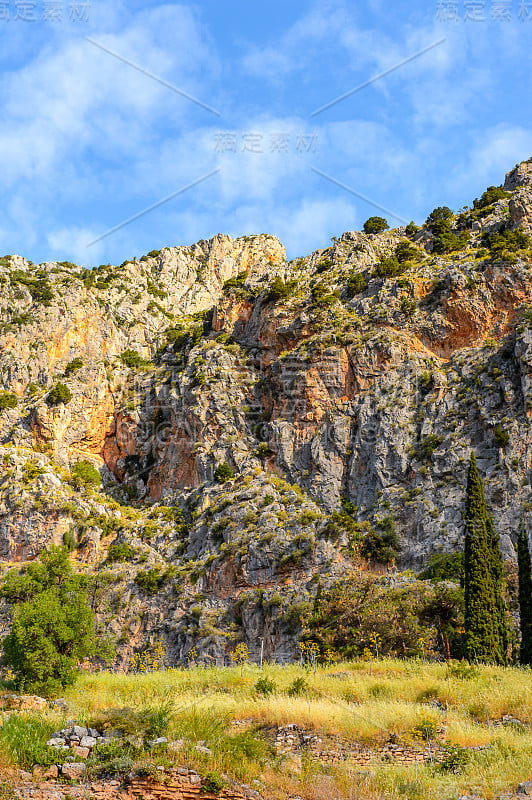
[473,185,510,209]
[363,216,389,235]
[487,514,508,665]
[64,357,83,377]
[265,277,296,302]
[1,546,96,695]
[463,453,505,664]
[214,462,234,483]
[426,206,454,235]
[71,459,102,488]
[517,520,532,666]
[46,382,72,406]
[0,392,18,412]
[346,272,367,297]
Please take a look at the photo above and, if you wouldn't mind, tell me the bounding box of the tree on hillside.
[1,546,96,695]
[517,519,532,665]
[425,206,453,235]
[487,514,508,665]
[463,452,506,664]
[363,216,389,235]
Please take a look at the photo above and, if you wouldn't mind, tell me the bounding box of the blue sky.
[1,0,531,266]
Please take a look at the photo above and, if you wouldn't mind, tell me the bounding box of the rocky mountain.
[0,159,532,667]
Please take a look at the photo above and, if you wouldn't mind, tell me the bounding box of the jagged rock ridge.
[0,160,531,664]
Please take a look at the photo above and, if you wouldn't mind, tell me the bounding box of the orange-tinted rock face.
[31,379,115,464]
[45,309,115,372]
[3,177,532,665]
[147,430,200,500]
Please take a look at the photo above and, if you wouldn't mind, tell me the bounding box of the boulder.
[80,735,98,748]
[72,746,90,759]
[61,762,86,780]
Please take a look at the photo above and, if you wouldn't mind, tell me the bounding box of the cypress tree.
[488,514,508,665]
[463,452,504,664]
[517,519,532,665]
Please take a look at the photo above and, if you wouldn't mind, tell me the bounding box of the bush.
[88,742,134,778]
[255,442,270,458]
[71,460,101,488]
[361,517,399,565]
[413,712,439,742]
[316,257,333,273]
[482,227,530,261]
[214,462,234,483]
[107,542,136,563]
[135,568,162,595]
[405,221,420,237]
[287,676,310,696]
[433,230,469,254]
[165,324,204,353]
[1,546,95,694]
[201,771,227,795]
[418,371,434,397]
[302,571,428,659]
[419,434,443,461]
[373,255,405,280]
[64,357,83,377]
[223,271,248,291]
[419,552,464,582]
[438,742,470,773]
[0,392,18,412]
[91,704,171,746]
[400,296,416,317]
[63,529,79,551]
[395,240,423,263]
[363,216,389,234]
[265,277,297,303]
[359,516,398,564]
[21,461,43,483]
[420,585,465,660]
[311,282,338,306]
[346,272,367,297]
[254,676,277,696]
[10,270,54,306]
[46,382,72,406]
[473,185,510,209]
[494,423,510,448]
[120,349,149,369]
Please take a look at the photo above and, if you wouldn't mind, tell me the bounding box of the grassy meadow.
[2,659,532,799]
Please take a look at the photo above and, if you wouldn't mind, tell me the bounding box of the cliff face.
[0,161,531,665]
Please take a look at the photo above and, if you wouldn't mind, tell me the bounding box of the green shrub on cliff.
[0,392,18,412]
[71,459,102,488]
[265,277,297,302]
[481,228,530,262]
[473,185,510,209]
[214,462,234,483]
[64,357,83,377]
[46,382,72,406]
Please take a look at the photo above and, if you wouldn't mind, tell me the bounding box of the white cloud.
[1,0,530,269]
[47,226,107,266]
[0,4,219,184]
[452,125,532,199]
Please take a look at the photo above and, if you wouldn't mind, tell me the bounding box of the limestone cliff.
[0,161,532,665]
